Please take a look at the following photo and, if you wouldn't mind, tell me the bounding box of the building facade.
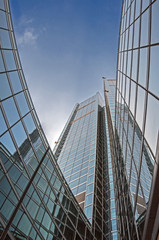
[115,0,159,239]
[0,1,96,239]
[54,93,119,239]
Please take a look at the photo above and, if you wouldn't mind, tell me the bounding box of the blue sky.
[10,0,122,148]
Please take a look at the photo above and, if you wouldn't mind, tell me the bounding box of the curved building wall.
[116,0,159,239]
[0,1,96,239]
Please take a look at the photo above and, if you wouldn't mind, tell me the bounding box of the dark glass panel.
[17,213,32,236]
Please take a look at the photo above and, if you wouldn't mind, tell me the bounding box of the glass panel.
[84,205,92,218]
[0,11,8,28]
[0,1,5,10]
[151,0,159,44]
[16,92,29,116]
[85,194,93,206]
[0,109,7,135]
[1,132,16,155]
[23,113,36,134]
[140,9,149,47]
[0,29,12,49]
[17,213,32,236]
[149,45,159,97]
[11,121,27,148]
[145,94,159,155]
[9,71,22,93]
[129,81,136,115]
[133,19,139,48]
[138,47,147,88]
[132,49,138,81]
[0,52,5,72]
[136,86,145,130]
[3,50,16,71]
[2,97,19,126]
[0,73,11,99]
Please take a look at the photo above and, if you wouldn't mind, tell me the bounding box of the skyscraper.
[54,92,118,239]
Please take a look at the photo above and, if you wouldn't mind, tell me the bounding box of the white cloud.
[17,28,38,45]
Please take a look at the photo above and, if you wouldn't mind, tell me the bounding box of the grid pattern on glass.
[0,1,96,239]
[104,79,119,240]
[56,93,110,239]
[57,94,99,222]
[116,0,159,238]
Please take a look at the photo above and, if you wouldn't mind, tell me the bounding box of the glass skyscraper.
[54,93,118,239]
[0,0,159,239]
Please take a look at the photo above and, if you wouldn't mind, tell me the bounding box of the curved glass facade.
[116,0,159,239]
[0,1,95,239]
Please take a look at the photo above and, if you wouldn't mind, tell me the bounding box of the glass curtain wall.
[116,0,159,239]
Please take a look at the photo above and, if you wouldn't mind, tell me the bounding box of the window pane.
[9,71,22,93]
[3,50,16,71]
[16,92,29,116]
[0,73,11,99]
[149,46,159,97]
[0,29,12,49]
[2,97,19,126]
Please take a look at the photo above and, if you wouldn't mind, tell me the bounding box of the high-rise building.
[0,0,159,239]
[54,93,118,239]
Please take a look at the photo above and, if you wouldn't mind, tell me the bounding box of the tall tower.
[54,92,119,239]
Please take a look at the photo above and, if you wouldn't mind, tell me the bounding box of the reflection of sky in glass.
[0,109,7,135]
[16,93,29,116]
[0,73,11,100]
[145,94,159,155]
[1,132,16,155]
[151,0,159,44]
[2,97,19,126]
[23,114,36,134]
[9,71,22,93]
[149,46,159,97]
[12,121,27,147]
